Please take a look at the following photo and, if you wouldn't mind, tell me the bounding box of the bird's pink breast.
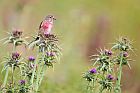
[40,20,53,35]
[41,21,50,30]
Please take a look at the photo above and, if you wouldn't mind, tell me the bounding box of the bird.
[38,15,56,38]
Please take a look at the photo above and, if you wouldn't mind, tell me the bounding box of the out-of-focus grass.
[0,0,140,93]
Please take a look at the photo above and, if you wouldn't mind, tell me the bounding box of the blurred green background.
[0,0,140,93]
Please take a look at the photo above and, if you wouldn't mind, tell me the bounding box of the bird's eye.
[49,16,53,18]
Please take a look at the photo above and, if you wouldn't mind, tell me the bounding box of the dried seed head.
[12,29,22,38]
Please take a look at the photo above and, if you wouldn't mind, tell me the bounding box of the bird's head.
[45,15,56,22]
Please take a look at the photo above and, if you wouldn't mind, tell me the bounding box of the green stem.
[91,78,96,93]
[118,63,122,92]
[38,65,46,86]
[11,45,16,88]
[86,81,90,93]
[11,64,14,85]
[30,55,39,85]
[35,65,41,92]
[35,48,45,92]
[13,45,16,52]
[35,65,45,92]
[3,68,9,87]
[92,81,94,93]
[115,52,123,93]
[99,87,104,93]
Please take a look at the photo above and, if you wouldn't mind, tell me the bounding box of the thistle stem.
[11,45,16,87]
[3,68,9,87]
[115,52,123,93]
[92,79,95,93]
[11,64,14,85]
[35,47,45,92]
[86,81,90,93]
[30,55,39,86]
[99,87,104,93]
[35,65,45,92]
[38,65,46,86]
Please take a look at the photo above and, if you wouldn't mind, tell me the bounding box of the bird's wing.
[39,21,43,30]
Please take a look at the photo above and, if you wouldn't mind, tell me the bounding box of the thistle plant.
[28,33,61,92]
[112,37,133,93]
[83,37,134,93]
[0,15,61,93]
[0,29,28,93]
[1,29,28,49]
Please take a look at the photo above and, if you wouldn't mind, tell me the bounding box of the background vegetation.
[0,0,140,93]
